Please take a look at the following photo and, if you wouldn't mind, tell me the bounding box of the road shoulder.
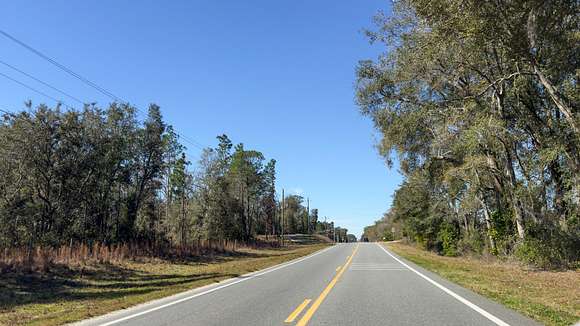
[69,244,334,326]
[384,242,577,326]
[0,244,331,326]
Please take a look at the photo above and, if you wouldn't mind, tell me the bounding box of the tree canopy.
[0,103,345,251]
[357,0,579,268]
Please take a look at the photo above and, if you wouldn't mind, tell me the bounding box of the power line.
[0,71,73,109]
[0,29,208,152]
[0,59,85,105]
[0,31,302,196]
[0,66,205,153]
[0,108,16,116]
[0,30,120,101]
[178,133,206,151]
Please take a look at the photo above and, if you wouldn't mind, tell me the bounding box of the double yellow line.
[286,244,359,326]
[285,299,312,323]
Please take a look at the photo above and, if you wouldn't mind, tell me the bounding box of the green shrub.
[457,230,485,255]
[437,220,460,256]
[382,229,395,241]
[515,221,580,269]
[489,210,515,255]
[403,214,442,250]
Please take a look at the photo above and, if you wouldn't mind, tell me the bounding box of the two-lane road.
[77,243,540,326]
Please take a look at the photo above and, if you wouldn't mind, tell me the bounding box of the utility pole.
[306,197,310,234]
[281,188,285,245]
[332,223,336,243]
[272,192,276,238]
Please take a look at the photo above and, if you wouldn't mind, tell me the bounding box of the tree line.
[0,102,343,252]
[357,0,578,268]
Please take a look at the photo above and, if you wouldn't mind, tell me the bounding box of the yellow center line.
[335,266,341,272]
[285,299,312,323]
[296,244,359,326]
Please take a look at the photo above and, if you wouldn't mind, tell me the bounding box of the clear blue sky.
[0,1,402,237]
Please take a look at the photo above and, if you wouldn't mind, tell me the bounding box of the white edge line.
[376,243,511,326]
[96,245,335,326]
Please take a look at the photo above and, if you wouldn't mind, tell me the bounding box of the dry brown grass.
[0,239,282,272]
[386,242,580,326]
[0,243,328,326]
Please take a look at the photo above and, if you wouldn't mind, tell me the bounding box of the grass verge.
[0,243,328,326]
[385,242,579,326]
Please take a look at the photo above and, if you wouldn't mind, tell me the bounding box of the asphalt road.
[76,243,540,326]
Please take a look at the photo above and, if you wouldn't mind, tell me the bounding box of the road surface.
[76,243,540,326]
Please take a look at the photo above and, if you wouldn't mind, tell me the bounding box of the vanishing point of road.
[76,243,540,326]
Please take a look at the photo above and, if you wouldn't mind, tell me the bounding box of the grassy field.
[385,242,579,326]
[0,243,328,326]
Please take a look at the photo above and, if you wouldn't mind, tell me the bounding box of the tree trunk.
[527,9,579,135]
[503,142,526,239]
[494,88,525,239]
[533,66,578,134]
[479,195,496,252]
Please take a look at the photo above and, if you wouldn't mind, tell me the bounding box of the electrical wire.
[0,29,208,151]
[0,59,85,105]
[0,71,73,109]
